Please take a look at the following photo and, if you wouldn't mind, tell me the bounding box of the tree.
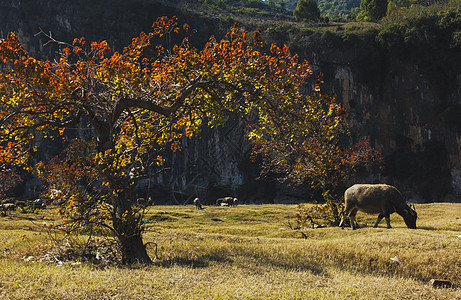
[0,16,377,263]
[293,0,321,22]
[0,17,316,264]
[356,0,388,21]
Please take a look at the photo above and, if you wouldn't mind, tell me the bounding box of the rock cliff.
[295,27,461,202]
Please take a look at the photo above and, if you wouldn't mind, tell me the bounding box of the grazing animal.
[33,199,46,209]
[339,184,417,229]
[3,203,16,211]
[216,197,235,206]
[193,198,203,210]
[0,203,16,216]
[15,200,25,207]
[232,198,238,207]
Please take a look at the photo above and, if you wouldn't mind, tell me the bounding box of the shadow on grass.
[155,254,326,275]
[156,257,210,268]
[156,253,234,269]
[416,226,438,231]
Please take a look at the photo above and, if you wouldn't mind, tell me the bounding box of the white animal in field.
[193,198,203,210]
[216,197,238,207]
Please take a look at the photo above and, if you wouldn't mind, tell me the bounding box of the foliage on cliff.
[356,0,388,21]
[294,0,322,21]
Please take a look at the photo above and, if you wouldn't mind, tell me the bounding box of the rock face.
[332,64,457,202]
[1,0,460,202]
[0,0,225,60]
[305,31,461,202]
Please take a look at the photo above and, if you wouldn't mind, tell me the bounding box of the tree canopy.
[0,16,377,264]
[293,0,321,22]
[356,0,388,21]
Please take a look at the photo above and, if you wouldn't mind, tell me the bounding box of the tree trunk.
[119,232,152,265]
[112,192,152,265]
[95,127,153,264]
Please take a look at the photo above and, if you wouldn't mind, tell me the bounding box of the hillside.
[317,0,361,20]
[152,0,361,23]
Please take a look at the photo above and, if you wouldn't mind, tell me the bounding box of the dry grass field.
[0,203,460,299]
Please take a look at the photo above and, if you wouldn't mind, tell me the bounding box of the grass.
[1,203,460,299]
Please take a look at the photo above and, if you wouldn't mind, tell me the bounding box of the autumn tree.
[0,16,377,263]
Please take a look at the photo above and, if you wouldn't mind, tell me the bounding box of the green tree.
[294,0,321,22]
[356,0,388,21]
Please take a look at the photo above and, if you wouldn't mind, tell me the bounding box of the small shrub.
[17,200,37,214]
[291,192,344,229]
[43,220,119,264]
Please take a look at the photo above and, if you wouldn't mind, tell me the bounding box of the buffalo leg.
[374,213,384,228]
[349,209,358,230]
[349,215,357,230]
[339,215,346,228]
[384,214,392,228]
[339,206,353,229]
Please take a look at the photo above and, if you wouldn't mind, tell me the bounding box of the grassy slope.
[1,203,460,299]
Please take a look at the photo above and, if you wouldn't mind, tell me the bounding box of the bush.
[291,192,344,229]
[294,0,321,21]
[356,0,388,21]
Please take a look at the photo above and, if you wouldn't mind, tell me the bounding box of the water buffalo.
[33,199,46,209]
[0,203,16,216]
[216,197,237,207]
[339,184,417,229]
[193,197,203,210]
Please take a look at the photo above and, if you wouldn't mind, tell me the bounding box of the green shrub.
[294,0,321,21]
[356,0,388,21]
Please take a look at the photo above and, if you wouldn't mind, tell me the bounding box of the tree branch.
[112,79,215,123]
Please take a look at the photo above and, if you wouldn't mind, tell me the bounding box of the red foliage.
[0,16,383,256]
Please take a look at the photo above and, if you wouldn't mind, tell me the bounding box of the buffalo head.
[402,204,417,229]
